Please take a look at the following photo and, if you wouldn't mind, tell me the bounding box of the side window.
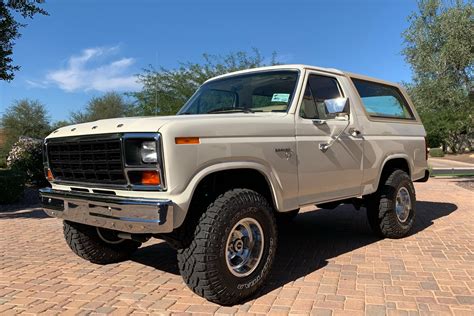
[300,75,344,119]
[352,79,414,119]
[300,83,318,119]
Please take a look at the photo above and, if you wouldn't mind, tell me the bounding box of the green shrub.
[425,131,443,148]
[0,158,6,169]
[7,137,46,185]
[429,148,445,157]
[0,169,25,204]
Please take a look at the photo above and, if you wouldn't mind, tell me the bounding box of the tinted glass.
[308,76,342,101]
[179,71,299,114]
[352,79,414,119]
[300,75,343,119]
[195,89,236,114]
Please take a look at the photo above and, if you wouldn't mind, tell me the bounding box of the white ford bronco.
[40,64,429,305]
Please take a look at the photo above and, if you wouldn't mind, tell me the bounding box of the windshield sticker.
[271,93,290,103]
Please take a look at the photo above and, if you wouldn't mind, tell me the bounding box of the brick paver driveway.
[1,178,473,315]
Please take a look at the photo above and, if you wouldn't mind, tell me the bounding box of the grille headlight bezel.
[122,133,166,190]
[44,133,166,191]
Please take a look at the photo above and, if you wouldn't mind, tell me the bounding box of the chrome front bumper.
[39,188,174,234]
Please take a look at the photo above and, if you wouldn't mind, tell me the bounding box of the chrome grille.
[47,136,127,185]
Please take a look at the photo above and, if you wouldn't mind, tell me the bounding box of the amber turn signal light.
[46,168,54,181]
[175,137,200,145]
[140,171,161,185]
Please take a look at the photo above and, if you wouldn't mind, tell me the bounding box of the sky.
[0,0,419,123]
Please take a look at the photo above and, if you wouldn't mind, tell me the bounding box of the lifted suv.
[41,64,429,305]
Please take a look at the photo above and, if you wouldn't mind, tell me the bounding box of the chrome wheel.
[395,187,411,223]
[225,217,264,277]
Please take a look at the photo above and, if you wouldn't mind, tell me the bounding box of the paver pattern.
[0,178,473,315]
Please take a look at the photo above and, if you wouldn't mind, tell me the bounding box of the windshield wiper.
[207,107,255,114]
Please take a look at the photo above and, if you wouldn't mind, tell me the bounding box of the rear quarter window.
[352,78,415,120]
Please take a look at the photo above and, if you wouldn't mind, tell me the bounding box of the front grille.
[47,136,127,185]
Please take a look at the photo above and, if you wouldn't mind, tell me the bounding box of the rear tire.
[63,221,141,264]
[177,189,277,305]
[366,169,416,238]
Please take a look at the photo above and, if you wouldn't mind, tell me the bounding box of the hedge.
[7,137,46,186]
[429,148,445,157]
[0,169,25,204]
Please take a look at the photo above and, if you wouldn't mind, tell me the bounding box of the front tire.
[63,221,141,264]
[177,189,277,305]
[366,169,416,238]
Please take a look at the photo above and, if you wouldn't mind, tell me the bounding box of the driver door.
[296,72,363,205]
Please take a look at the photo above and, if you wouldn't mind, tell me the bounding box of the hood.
[46,116,179,139]
[46,113,287,139]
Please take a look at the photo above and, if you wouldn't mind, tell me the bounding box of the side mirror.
[312,97,350,126]
[334,113,349,121]
[324,97,349,115]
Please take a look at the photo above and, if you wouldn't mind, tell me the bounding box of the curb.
[431,168,474,176]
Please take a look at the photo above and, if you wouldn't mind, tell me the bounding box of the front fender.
[170,161,287,228]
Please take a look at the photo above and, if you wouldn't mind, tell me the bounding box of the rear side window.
[352,78,414,119]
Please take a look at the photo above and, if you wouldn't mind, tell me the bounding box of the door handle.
[312,119,327,126]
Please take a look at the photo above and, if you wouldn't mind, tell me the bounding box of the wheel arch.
[374,155,412,190]
[174,162,283,229]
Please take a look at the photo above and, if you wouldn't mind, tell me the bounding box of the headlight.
[140,141,158,163]
[124,138,160,166]
[123,133,165,189]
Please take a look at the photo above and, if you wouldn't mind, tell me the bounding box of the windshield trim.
[177,69,301,115]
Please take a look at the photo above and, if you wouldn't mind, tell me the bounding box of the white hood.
[46,116,178,139]
[46,112,288,140]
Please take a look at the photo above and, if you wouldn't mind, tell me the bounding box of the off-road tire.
[158,203,207,250]
[177,189,277,305]
[63,221,141,264]
[366,169,416,238]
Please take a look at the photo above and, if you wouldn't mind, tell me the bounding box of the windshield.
[178,70,299,114]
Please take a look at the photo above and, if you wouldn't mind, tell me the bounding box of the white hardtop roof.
[204,64,401,88]
[204,64,343,83]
